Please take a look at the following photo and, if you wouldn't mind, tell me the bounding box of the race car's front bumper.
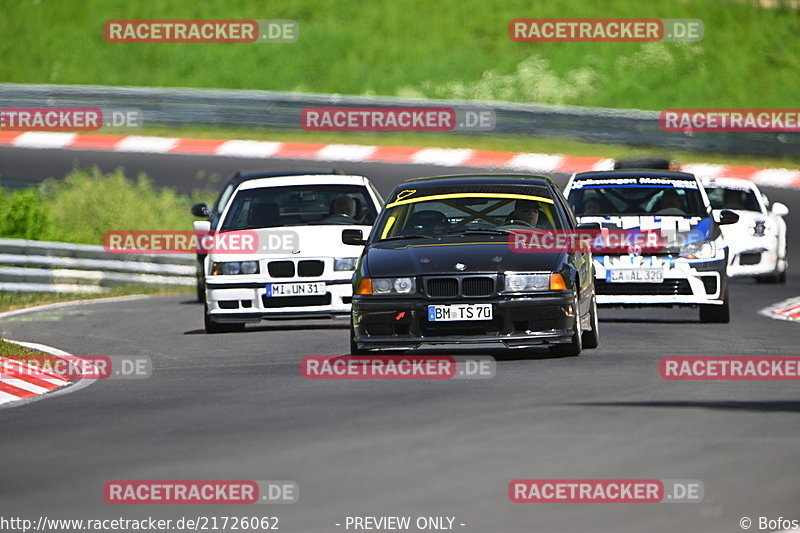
[351,293,577,351]
[593,255,728,306]
[727,242,783,278]
[206,278,352,321]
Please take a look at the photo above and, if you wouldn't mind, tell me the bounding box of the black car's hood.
[364,236,567,277]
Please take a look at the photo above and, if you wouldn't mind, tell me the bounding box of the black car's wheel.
[550,297,583,357]
[349,321,368,355]
[581,295,600,349]
[699,288,730,323]
[204,303,245,333]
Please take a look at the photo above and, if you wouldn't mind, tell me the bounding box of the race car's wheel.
[699,289,730,323]
[581,295,600,349]
[349,321,368,355]
[204,303,245,333]
[196,271,205,302]
[756,264,787,284]
[550,296,583,357]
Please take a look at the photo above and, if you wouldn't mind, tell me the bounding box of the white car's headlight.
[679,240,716,260]
[752,220,767,237]
[504,273,552,292]
[211,261,260,275]
[334,257,358,271]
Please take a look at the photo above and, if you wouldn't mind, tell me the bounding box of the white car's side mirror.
[194,220,212,232]
[772,202,789,217]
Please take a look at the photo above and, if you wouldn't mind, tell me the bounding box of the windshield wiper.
[378,234,432,241]
[443,228,513,236]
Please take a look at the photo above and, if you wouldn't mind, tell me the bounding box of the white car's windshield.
[704,186,761,212]
[220,184,377,230]
[568,180,707,217]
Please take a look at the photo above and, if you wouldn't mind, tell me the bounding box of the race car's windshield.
[374,193,564,240]
[568,179,708,217]
[704,186,762,212]
[220,184,377,230]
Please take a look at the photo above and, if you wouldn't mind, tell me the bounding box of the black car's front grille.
[427,278,459,298]
[425,276,495,298]
[298,260,325,277]
[701,276,718,295]
[462,277,494,297]
[739,252,762,265]
[268,261,295,278]
[596,279,692,296]
[262,294,331,308]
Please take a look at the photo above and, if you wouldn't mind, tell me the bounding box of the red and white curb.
[1,131,799,189]
[760,296,800,322]
[0,340,74,406]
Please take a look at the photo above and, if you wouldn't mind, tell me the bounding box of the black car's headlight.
[679,240,716,260]
[211,261,260,275]
[504,273,567,292]
[356,277,416,295]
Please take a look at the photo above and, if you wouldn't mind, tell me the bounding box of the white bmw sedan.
[197,173,383,333]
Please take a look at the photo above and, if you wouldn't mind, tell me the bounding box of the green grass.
[0,338,48,357]
[138,124,800,170]
[0,168,215,243]
[0,0,798,110]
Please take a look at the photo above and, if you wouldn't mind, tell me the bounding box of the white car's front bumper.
[594,255,727,306]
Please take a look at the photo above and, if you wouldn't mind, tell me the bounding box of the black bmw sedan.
[346,174,599,357]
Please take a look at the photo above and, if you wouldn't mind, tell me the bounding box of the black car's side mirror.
[717,210,739,225]
[576,222,602,231]
[342,229,366,246]
[191,203,210,218]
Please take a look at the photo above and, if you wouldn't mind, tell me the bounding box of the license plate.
[607,269,664,283]
[427,304,493,322]
[266,282,326,297]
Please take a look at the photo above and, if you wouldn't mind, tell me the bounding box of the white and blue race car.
[564,170,739,323]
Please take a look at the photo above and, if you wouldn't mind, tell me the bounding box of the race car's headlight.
[679,240,716,260]
[358,277,416,295]
[505,273,562,292]
[211,261,260,275]
[334,257,358,271]
[752,220,767,237]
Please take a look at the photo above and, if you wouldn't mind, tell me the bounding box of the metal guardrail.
[0,83,797,158]
[0,238,195,293]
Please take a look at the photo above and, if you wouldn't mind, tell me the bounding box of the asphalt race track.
[1,145,799,532]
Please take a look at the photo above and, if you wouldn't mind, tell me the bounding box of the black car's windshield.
[568,177,707,217]
[220,184,377,230]
[704,186,762,212]
[374,192,564,240]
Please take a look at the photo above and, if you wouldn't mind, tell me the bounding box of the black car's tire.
[581,296,600,349]
[349,321,368,355]
[204,303,245,333]
[699,289,730,323]
[550,299,582,357]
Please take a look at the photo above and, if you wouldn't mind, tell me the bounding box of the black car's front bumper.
[352,293,576,350]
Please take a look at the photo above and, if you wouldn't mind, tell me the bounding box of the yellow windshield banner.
[386,192,555,209]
